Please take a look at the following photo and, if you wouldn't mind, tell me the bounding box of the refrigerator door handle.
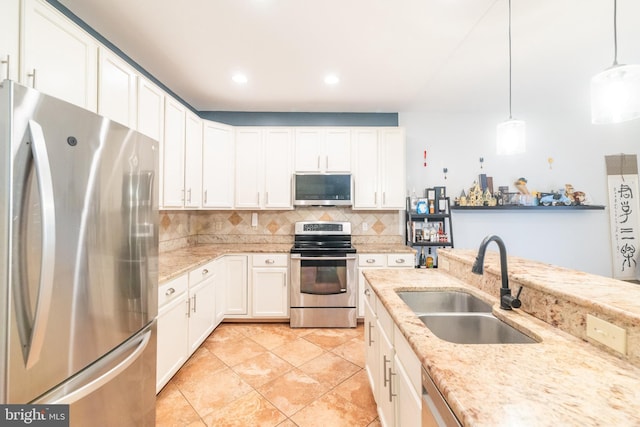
[13,120,57,370]
[34,327,152,405]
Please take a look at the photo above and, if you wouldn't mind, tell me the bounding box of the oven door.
[290,253,356,308]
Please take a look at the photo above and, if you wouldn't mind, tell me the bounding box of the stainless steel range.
[290,221,357,328]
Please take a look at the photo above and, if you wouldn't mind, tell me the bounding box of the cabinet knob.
[364,288,371,296]
[395,258,405,264]
[202,269,209,275]
[165,287,176,296]
[366,258,376,264]
[265,259,275,265]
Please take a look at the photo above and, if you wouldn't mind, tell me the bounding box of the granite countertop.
[158,244,293,283]
[159,243,414,283]
[364,264,640,426]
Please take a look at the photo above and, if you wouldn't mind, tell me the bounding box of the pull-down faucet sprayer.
[471,235,523,310]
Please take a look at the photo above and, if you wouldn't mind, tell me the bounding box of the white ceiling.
[57,0,640,114]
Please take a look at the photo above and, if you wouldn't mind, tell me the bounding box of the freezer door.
[33,322,157,427]
[3,81,159,403]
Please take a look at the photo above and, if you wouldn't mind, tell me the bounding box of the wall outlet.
[362,222,368,231]
[586,314,627,354]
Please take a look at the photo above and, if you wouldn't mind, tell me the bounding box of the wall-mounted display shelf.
[451,205,606,211]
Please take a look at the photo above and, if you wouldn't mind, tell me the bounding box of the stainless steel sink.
[397,291,492,314]
[418,313,537,344]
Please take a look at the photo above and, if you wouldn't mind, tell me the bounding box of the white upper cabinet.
[235,127,293,209]
[263,128,294,208]
[202,121,235,209]
[0,0,20,81]
[294,128,351,172]
[137,77,164,142]
[235,128,263,209]
[162,98,186,208]
[379,128,406,209]
[21,0,98,111]
[352,128,406,210]
[98,47,137,128]
[184,112,203,208]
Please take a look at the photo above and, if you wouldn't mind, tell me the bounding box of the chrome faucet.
[471,235,523,310]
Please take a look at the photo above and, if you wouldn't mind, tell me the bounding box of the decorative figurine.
[514,177,530,195]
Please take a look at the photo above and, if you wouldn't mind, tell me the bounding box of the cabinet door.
[294,128,323,172]
[264,128,293,209]
[214,260,226,327]
[188,277,216,355]
[137,77,164,141]
[162,98,186,208]
[0,0,19,81]
[156,293,189,393]
[325,128,351,172]
[98,48,137,128]
[380,128,406,209]
[364,294,379,398]
[252,268,288,317]
[184,112,203,208]
[21,0,98,111]
[377,320,396,427]
[352,129,379,209]
[235,129,262,208]
[394,354,422,427]
[202,121,235,208]
[223,255,248,315]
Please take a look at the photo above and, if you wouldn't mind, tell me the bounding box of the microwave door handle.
[12,120,56,369]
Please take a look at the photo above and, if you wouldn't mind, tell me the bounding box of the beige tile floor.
[156,322,381,427]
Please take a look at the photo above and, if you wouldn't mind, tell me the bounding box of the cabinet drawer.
[188,260,216,286]
[387,253,414,267]
[159,274,188,308]
[358,254,386,267]
[252,254,288,267]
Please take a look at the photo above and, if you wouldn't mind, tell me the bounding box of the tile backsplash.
[159,208,404,252]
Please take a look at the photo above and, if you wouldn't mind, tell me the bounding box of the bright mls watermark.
[0,405,69,426]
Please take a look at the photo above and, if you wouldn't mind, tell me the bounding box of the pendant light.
[496,0,525,155]
[591,0,640,124]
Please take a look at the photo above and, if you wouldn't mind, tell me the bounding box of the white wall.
[399,108,640,277]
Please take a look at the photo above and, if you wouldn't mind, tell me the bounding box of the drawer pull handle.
[165,287,176,296]
[202,269,209,275]
[368,322,375,346]
[265,259,275,265]
[395,258,405,264]
[366,259,376,264]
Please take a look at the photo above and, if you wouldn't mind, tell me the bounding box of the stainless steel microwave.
[293,173,352,206]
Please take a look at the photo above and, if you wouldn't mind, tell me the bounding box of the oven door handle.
[291,255,356,261]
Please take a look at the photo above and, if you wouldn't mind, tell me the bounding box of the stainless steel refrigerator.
[0,80,158,426]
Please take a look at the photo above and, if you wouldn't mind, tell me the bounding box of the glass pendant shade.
[591,64,640,124]
[496,118,526,155]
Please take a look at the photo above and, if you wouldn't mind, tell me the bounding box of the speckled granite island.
[363,248,640,427]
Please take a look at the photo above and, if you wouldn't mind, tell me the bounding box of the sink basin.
[397,291,492,314]
[419,313,537,344]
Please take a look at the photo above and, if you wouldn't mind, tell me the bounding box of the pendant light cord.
[508,0,513,119]
[613,0,618,66]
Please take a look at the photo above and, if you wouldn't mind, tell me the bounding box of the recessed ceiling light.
[324,74,340,85]
[232,73,248,84]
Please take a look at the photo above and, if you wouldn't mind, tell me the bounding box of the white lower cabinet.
[156,274,189,393]
[187,261,217,354]
[358,253,414,317]
[223,255,248,316]
[156,259,224,393]
[251,254,289,317]
[364,281,422,427]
